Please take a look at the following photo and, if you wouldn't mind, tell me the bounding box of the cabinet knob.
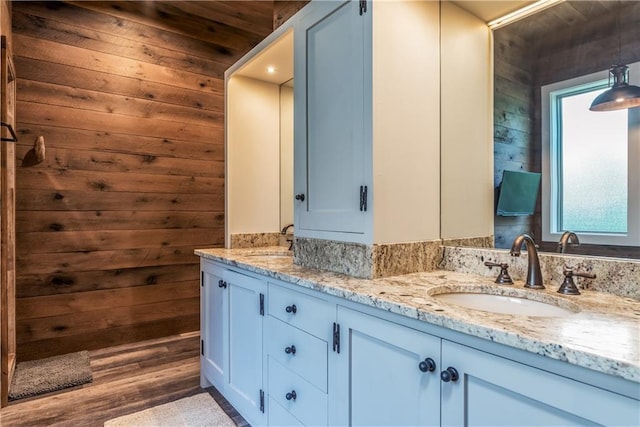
[418,357,436,373]
[295,193,305,202]
[285,304,297,314]
[285,345,296,355]
[440,367,459,383]
[218,280,227,289]
[285,390,297,401]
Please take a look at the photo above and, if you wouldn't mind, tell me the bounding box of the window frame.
[541,63,640,247]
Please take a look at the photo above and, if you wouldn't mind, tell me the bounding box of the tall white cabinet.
[294,1,369,237]
[294,0,443,245]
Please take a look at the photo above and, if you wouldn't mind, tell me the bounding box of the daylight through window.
[541,64,640,246]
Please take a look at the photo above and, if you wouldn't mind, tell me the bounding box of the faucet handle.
[484,261,513,285]
[557,266,596,295]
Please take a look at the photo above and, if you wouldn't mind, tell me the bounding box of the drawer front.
[265,316,328,392]
[268,357,328,426]
[268,397,304,427]
[268,283,334,339]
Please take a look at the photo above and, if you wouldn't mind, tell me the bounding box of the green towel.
[497,170,541,216]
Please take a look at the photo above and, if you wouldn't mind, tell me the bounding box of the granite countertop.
[195,247,640,383]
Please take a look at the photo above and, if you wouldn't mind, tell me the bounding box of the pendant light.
[589,65,640,111]
[589,2,640,112]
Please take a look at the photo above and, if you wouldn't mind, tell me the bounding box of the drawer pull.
[284,345,297,355]
[285,304,297,314]
[441,367,459,383]
[418,357,436,373]
[285,390,297,401]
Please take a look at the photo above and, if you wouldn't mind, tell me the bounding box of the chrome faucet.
[510,233,544,289]
[557,231,579,253]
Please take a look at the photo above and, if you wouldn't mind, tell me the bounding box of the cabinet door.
[294,0,372,239]
[225,269,267,427]
[331,307,441,426]
[200,261,227,390]
[441,340,640,427]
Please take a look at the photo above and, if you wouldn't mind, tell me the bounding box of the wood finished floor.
[0,331,248,426]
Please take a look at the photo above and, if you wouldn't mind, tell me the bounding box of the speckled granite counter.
[195,247,640,383]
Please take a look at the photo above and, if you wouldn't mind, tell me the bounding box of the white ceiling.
[451,0,538,22]
[233,30,293,85]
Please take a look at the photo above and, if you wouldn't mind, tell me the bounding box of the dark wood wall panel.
[16,264,200,297]
[534,2,640,86]
[17,125,224,160]
[274,1,308,29]
[13,1,273,361]
[1,0,15,406]
[493,31,536,249]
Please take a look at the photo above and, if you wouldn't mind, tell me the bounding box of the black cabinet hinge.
[201,339,204,356]
[333,322,340,353]
[359,0,367,15]
[359,185,368,212]
[259,293,265,316]
[200,271,204,287]
[260,389,265,413]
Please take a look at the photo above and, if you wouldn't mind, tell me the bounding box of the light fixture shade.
[590,65,640,111]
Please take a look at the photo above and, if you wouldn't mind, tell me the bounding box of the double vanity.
[196,246,640,427]
[213,0,640,425]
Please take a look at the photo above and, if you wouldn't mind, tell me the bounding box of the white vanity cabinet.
[200,259,639,427]
[440,340,640,427]
[200,261,225,388]
[200,260,267,427]
[332,307,640,427]
[293,0,443,244]
[265,283,334,426]
[330,307,441,426]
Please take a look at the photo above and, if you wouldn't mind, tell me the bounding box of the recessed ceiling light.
[266,66,277,74]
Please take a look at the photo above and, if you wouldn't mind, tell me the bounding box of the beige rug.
[9,350,93,401]
[104,393,236,427]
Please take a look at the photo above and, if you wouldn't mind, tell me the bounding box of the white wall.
[440,1,494,240]
[227,76,281,241]
[280,84,294,230]
[372,0,441,244]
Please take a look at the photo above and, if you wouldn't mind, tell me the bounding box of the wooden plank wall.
[0,0,13,406]
[493,30,536,249]
[273,1,308,29]
[12,1,273,361]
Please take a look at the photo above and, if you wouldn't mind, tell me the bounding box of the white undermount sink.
[431,288,580,317]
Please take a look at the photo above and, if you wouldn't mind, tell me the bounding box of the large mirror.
[491,0,640,259]
[225,29,293,246]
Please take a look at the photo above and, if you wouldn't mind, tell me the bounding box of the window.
[541,63,640,246]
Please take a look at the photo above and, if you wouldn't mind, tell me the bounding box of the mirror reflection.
[492,0,640,259]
